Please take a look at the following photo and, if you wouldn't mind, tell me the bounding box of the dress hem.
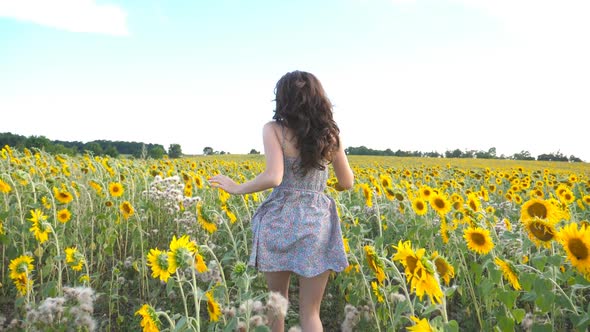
[247,263,348,278]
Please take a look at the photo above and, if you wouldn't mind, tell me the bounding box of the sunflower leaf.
[512,308,526,323]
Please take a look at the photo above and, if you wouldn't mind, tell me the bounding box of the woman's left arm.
[208,122,284,195]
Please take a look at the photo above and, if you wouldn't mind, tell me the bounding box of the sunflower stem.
[350,249,383,332]
[176,272,192,326]
[456,247,483,329]
[518,263,580,314]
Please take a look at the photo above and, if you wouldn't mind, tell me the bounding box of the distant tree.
[424,151,442,158]
[104,145,119,158]
[249,149,260,154]
[511,150,534,161]
[25,135,51,150]
[168,144,183,158]
[488,147,497,158]
[84,142,103,156]
[445,149,463,158]
[569,155,582,162]
[203,147,214,155]
[148,145,166,159]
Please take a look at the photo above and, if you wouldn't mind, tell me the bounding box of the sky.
[1,0,589,161]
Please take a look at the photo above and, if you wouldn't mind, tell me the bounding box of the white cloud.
[0,0,129,36]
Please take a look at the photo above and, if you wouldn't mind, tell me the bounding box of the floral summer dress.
[248,127,349,277]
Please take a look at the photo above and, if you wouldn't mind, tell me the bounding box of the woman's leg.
[264,271,292,332]
[298,271,331,332]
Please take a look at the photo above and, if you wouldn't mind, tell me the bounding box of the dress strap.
[281,124,287,152]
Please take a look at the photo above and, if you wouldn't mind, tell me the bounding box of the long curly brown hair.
[272,70,340,174]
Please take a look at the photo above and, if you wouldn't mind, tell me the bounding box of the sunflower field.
[1,145,590,331]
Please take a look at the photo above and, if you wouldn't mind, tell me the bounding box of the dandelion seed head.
[266,291,289,318]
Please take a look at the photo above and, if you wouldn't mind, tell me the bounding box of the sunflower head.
[524,217,557,248]
[430,192,451,217]
[557,223,590,277]
[431,251,455,285]
[411,197,428,216]
[463,227,494,255]
[108,182,124,197]
[520,198,560,223]
[206,291,221,322]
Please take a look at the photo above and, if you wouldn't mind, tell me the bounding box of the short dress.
[248,143,349,277]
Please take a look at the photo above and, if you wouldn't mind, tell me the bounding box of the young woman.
[208,70,354,331]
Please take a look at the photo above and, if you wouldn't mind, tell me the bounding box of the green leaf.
[512,308,526,324]
[498,315,515,332]
[444,320,459,332]
[531,323,553,332]
[547,254,563,266]
[534,291,554,313]
[223,318,237,332]
[532,256,548,271]
[521,291,537,302]
[498,290,518,308]
[174,317,187,331]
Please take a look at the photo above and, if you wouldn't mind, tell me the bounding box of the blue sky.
[1,0,589,161]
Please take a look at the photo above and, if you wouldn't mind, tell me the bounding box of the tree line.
[1,132,584,162]
[345,146,584,162]
[0,132,183,159]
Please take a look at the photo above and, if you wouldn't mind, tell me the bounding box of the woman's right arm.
[331,139,354,191]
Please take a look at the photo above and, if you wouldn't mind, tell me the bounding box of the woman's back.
[277,125,329,192]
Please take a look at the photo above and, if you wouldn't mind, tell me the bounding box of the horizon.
[1,130,585,162]
[1,1,589,161]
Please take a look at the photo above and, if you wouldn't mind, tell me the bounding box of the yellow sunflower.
[364,245,386,284]
[108,182,124,197]
[429,192,451,217]
[557,223,590,277]
[450,193,464,211]
[431,251,455,286]
[419,186,433,200]
[65,247,85,271]
[13,273,33,296]
[407,315,433,332]
[371,281,385,303]
[360,183,373,207]
[41,196,51,209]
[135,304,160,332]
[380,175,395,201]
[197,203,217,234]
[205,290,221,322]
[169,235,197,271]
[120,201,135,220]
[494,257,521,290]
[520,198,560,224]
[53,186,73,204]
[57,208,72,223]
[466,193,481,212]
[411,197,428,216]
[393,240,419,280]
[28,208,52,244]
[523,217,557,248]
[557,186,576,205]
[9,255,34,280]
[195,253,208,273]
[0,178,12,193]
[463,227,494,255]
[392,240,443,304]
[147,248,174,282]
[88,180,103,195]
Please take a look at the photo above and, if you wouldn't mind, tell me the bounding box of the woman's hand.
[208,174,241,194]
